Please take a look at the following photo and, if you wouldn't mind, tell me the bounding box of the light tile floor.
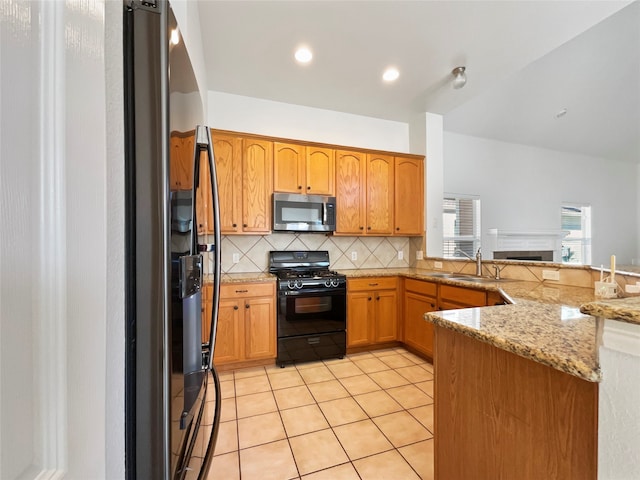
[208,347,435,480]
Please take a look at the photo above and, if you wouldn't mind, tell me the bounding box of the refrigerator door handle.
[195,125,221,367]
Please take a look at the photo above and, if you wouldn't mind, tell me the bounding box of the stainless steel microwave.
[273,193,336,232]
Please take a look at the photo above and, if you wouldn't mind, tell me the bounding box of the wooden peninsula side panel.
[434,325,598,480]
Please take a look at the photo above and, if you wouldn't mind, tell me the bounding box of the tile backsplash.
[203,233,423,273]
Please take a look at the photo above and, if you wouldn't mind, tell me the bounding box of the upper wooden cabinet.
[274,143,335,195]
[335,150,366,234]
[394,156,424,236]
[211,133,242,234]
[335,151,394,235]
[169,131,195,190]
[366,153,394,235]
[242,138,273,233]
[208,131,273,235]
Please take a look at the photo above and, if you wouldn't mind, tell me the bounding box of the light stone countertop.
[210,267,640,382]
[341,268,603,382]
[210,272,276,284]
[580,297,640,325]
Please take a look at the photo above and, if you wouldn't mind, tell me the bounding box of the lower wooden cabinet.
[403,279,438,358]
[347,277,398,348]
[439,284,488,310]
[210,281,276,367]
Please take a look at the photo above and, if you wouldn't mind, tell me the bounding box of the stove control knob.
[324,280,332,288]
[287,280,297,290]
[331,279,339,287]
[295,280,303,289]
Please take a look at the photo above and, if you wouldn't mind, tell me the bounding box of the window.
[443,195,481,258]
[561,204,591,265]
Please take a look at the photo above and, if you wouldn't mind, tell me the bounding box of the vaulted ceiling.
[197,1,639,163]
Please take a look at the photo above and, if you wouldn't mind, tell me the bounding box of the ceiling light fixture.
[295,47,313,64]
[451,66,467,89]
[383,67,400,82]
[555,108,568,118]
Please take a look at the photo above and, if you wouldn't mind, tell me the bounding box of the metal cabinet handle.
[359,226,364,230]
[368,297,372,301]
[245,304,250,309]
[298,185,302,189]
[235,289,248,293]
[367,226,371,230]
[233,305,239,310]
[307,186,311,190]
[232,223,237,227]
[368,283,378,286]
[376,296,380,301]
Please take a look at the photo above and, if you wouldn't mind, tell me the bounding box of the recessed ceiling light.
[295,47,313,64]
[383,67,399,82]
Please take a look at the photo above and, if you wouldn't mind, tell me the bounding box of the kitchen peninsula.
[418,271,640,480]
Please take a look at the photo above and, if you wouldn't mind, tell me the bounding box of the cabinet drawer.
[220,281,275,299]
[440,284,486,307]
[348,276,397,291]
[405,278,437,297]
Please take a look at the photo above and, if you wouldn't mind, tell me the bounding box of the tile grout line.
[217,348,434,479]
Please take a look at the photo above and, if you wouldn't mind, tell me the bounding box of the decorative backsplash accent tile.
[206,233,415,273]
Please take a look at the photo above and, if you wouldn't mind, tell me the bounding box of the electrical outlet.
[434,261,443,269]
[351,251,358,261]
[416,250,424,260]
[232,253,240,264]
[542,269,560,281]
[397,250,404,260]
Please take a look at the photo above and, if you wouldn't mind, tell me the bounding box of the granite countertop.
[210,267,640,382]
[580,297,640,325]
[341,268,602,382]
[212,272,276,284]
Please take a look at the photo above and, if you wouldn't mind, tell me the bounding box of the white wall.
[444,132,638,266]
[1,1,122,478]
[208,91,410,153]
[1,1,38,476]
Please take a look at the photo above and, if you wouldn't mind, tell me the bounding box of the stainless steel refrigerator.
[123,1,221,478]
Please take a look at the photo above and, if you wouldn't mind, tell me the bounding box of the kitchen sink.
[425,272,461,278]
[451,276,516,283]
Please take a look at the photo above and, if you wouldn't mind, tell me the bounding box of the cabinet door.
[306,146,335,195]
[347,291,373,347]
[394,156,424,236]
[181,133,196,188]
[404,292,437,357]
[242,138,273,233]
[169,133,184,190]
[273,142,305,193]
[336,150,366,234]
[244,297,276,359]
[366,154,394,235]
[374,289,397,343]
[212,132,242,234]
[213,298,243,365]
[439,285,487,309]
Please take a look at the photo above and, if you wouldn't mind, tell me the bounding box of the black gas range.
[269,251,347,367]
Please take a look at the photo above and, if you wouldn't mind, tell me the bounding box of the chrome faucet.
[474,248,482,276]
[454,248,483,277]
